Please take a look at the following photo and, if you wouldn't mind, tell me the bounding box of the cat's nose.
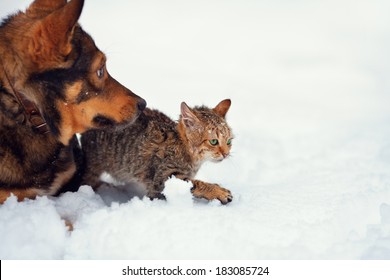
[222,152,229,158]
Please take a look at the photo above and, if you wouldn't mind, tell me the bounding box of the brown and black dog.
[0,0,146,203]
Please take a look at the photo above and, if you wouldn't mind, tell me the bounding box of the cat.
[81,99,234,204]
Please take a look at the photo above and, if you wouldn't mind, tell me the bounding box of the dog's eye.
[96,66,105,79]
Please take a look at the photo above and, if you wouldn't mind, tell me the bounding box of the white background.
[2,260,390,280]
[1,0,390,260]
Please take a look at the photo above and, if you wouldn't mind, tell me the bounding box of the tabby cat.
[81,99,234,204]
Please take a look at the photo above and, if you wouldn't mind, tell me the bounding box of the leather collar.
[0,60,49,134]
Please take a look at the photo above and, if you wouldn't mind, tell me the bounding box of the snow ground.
[1,0,390,259]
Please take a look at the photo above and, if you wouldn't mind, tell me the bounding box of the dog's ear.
[27,0,67,17]
[213,99,231,118]
[30,0,84,64]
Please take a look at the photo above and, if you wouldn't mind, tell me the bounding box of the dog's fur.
[0,0,146,203]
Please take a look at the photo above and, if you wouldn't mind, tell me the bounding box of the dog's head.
[0,0,146,144]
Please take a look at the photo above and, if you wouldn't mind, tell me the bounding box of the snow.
[1,0,390,259]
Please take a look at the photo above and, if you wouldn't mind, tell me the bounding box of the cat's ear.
[213,99,231,118]
[181,102,199,129]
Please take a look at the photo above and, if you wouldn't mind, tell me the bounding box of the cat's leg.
[147,191,166,200]
[190,179,233,204]
[144,179,166,200]
[81,169,104,190]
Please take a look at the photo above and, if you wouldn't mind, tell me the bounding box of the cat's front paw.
[216,187,233,205]
[191,181,233,204]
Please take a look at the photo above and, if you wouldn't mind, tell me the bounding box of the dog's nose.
[137,99,147,112]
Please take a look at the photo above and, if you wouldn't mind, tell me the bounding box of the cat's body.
[81,99,233,204]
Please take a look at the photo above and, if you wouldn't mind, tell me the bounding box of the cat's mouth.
[213,153,230,162]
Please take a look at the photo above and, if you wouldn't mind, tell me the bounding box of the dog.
[0,0,146,204]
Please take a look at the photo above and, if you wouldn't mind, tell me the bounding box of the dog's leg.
[64,219,74,231]
[0,188,39,204]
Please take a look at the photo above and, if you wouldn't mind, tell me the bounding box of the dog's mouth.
[92,112,140,130]
[91,98,146,130]
[92,115,116,128]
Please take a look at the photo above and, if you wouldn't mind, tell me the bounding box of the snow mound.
[0,196,67,259]
[360,204,390,259]
[55,185,106,224]
[163,176,193,206]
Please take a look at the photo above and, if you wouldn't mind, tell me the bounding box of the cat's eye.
[96,65,105,79]
[209,139,219,146]
[227,139,232,145]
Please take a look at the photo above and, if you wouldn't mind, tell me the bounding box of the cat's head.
[180,99,233,163]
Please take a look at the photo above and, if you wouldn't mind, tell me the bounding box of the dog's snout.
[137,98,147,112]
